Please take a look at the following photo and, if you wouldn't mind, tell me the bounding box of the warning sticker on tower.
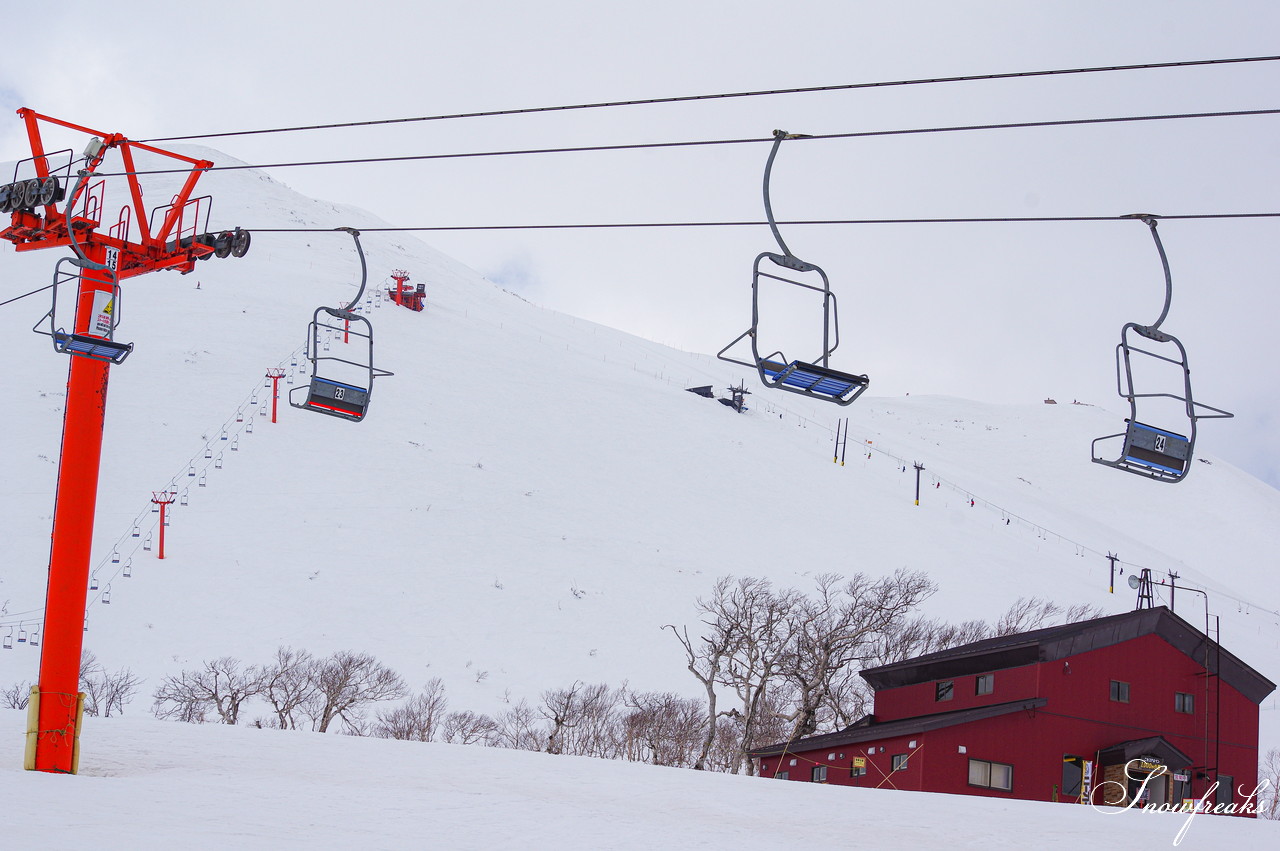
[91,289,114,338]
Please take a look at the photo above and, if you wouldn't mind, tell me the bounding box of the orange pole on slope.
[151,491,175,559]
[266,368,285,423]
[33,242,113,774]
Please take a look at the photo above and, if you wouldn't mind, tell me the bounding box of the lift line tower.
[2,109,249,774]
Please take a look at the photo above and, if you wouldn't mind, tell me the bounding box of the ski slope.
[1,149,1277,846]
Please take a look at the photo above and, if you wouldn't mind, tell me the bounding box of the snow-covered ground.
[1,708,1275,850]
[1,148,1277,846]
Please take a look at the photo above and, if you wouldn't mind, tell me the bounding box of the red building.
[753,606,1274,814]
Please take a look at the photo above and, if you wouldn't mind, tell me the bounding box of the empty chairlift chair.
[1090,216,1232,483]
[718,130,868,406]
[30,173,134,364]
[290,228,393,422]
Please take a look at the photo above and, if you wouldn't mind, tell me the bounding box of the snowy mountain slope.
[1,707,1275,851]
[1,148,1277,741]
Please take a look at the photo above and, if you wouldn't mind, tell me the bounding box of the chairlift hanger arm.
[1122,214,1173,335]
[762,130,813,262]
[336,227,369,307]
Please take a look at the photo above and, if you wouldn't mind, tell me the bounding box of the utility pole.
[913,462,925,506]
[1167,570,1179,612]
[266,368,286,423]
[1107,552,1120,594]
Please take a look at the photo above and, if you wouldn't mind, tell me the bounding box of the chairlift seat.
[302,376,371,421]
[52,330,133,364]
[1119,420,1190,476]
[761,359,868,404]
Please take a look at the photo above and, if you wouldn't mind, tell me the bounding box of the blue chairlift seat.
[761,359,869,404]
[52,330,133,364]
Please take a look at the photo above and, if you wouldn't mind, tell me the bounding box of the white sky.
[1,0,1277,485]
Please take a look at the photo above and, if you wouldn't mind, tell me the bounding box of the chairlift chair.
[1091,216,1232,483]
[17,626,26,643]
[29,174,134,364]
[289,228,393,422]
[717,131,868,406]
[3,629,12,650]
[29,630,38,647]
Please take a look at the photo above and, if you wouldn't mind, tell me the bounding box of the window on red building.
[935,680,954,701]
[892,753,909,771]
[1175,692,1195,714]
[811,765,827,783]
[976,674,993,696]
[850,762,867,778]
[968,758,1014,791]
[1109,680,1130,703]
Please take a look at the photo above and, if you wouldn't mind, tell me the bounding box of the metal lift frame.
[1090,216,1232,483]
[717,130,868,406]
[290,228,393,422]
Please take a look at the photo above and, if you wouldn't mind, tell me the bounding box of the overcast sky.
[2,1,1277,486]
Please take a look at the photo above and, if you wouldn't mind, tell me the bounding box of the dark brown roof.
[861,606,1275,705]
[751,697,1047,758]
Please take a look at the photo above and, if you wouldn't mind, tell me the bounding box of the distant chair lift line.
[1090,215,1232,483]
[717,130,869,406]
[289,227,393,422]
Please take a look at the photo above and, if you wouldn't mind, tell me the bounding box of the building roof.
[751,697,1047,758]
[860,606,1275,705]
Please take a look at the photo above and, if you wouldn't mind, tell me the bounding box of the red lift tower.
[265,368,286,423]
[150,491,176,559]
[387,269,425,311]
[3,109,248,774]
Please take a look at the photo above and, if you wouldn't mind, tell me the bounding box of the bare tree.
[373,678,448,742]
[540,682,622,758]
[621,690,705,767]
[306,650,406,733]
[440,710,499,745]
[781,570,936,741]
[152,671,212,723]
[994,596,1102,636]
[260,646,318,730]
[663,617,733,771]
[151,656,261,725]
[79,650,143,718]
[1,681,32,710]
[1258,748,1280,820]
[493,700,544,751]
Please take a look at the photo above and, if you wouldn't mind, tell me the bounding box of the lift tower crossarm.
[4,108,214,275]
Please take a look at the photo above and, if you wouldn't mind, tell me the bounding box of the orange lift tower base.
[2,109,248,774]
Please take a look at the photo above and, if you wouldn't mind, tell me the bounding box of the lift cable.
[137,54,1280,144]
[103,107,1280,179]
[239,212,1280,233]
[2,212,1276,312]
